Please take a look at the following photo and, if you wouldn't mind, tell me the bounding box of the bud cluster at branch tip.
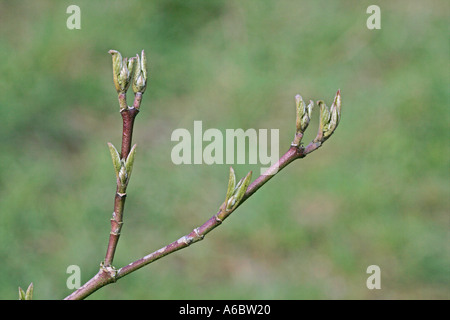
[291,89,341,150]
[109,49,148,98]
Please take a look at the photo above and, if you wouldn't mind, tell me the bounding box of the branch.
[114,146,303,280]
[64,50,342,300]
[64,146,302,300]
[103,100,140,268]
[103,50,147,268]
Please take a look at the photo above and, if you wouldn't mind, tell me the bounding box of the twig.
[102,50,147,268]
[103,93,141,268]
[64,145,303,300]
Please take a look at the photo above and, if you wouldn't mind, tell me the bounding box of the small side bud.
[226,195,237,211]
[109,142,137,191]
[225,170,252,212]
[226,167,236,201]
[234,171,252,205]
[18,287,25,300]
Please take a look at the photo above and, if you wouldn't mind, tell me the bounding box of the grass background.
[0,0,448,299]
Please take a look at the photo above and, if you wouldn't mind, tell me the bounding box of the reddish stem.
[103,94,141,268]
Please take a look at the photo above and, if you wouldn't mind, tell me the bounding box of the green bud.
[141,50,148,80]
[225,170,252,212]
[295,95,314,133]
[226,195,237,210]
[329,89,341,129]
[118,162,128,186]
[318,100,330,129]
[109,50,122,78]
[127,57,137,77]
[314,90,342,143]
[133,50,148,94]
[109,50,135,93]
[25,283,33,300]
[118,57,133,92]
[18,287,25,300]
[18,283,33,300]
[108,143,137,190]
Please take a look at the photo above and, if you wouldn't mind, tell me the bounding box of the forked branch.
[63,50,342,300]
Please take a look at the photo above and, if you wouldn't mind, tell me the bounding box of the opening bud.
[133,50,148,94]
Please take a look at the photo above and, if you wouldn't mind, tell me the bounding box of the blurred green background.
[0,0,448,299]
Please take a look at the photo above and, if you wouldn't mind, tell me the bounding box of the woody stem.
[103,93,141,268]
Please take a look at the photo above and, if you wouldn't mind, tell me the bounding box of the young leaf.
[326,89,341,136]
[234,171,252,205]
[226,171,252,211]
[109,50,123,93]
[318,100,331,133]
[133,50,148,94]
[108,143,121,178]
[226,167,236,201]
[125,144,137,177]
[18,283,33,300]
[313,100,330,143]
[295,94,305,133]
[18,287,25,300]
[25,283,33,300]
